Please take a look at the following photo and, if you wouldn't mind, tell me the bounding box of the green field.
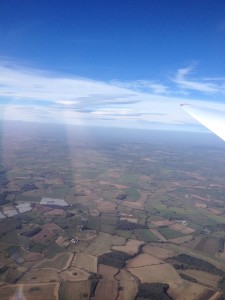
[134,229,159,242]
[158,227,185,239]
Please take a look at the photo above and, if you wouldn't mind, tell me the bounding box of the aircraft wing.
[181,104,225,142]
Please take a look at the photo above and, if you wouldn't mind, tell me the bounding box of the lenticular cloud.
[181,104,225,141]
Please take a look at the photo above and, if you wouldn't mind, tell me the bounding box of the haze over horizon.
[0,0,225,132]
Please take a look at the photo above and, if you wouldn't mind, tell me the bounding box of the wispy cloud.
[110,79,170,95]
[173,65,225,94]
[0,60,225,131]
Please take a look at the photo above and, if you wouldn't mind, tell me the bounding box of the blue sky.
[0,0,225,130]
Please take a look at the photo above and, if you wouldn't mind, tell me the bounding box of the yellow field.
[85,232,126,256]
[93,265,118,300]
[126,253,162,268]
[95,200,117,212]
[34,253,72,271]
[59,280,92,300]
[122,201,144,210]
[72,252,97,273]
[24,252,44,262]
[169,280,217,300]
[99,180,128,189]
[60,267,89,281]
[169,223,195,234]
[0,283,58,300]
[75,230,96,241]
[120,217,138,223]
[116,269,138,300]
[18,269,59,283]
[208,208,223,215]
[181,269,220,288]
[195,202,207,208]
[112,239,144,255]
[169,235,193,244]
[128,263,182,284]
[55,236,66,246]
[142,244,176,259]
[152,219,173,227]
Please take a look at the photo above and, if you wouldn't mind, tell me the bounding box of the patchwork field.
[72,252,97,273]
[84,232,126,256]
[142,244,176,259]
[127,253,162,268]
[180,269,220,288]
[60,267,89,281]
[168,235,193,245]
[35,253,72,270]
[59,280,92,300]
[184,236,220,256]
[1,125,225,299]
[168,280,218,300]
[112,239,144,255]
[128,263,182,284]
[93,265,118,300]
[0,283,58,300]
[18,269,60,283]
[116,269,138,300]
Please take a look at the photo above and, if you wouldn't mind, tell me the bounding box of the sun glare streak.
[11,285,25,300]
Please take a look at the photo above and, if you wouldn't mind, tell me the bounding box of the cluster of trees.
[0,218,22,236]
[74,192,86,196]
[0,266,8,275]
[218,237,225,252]
[30,287,40,293]
[116,193,127,200]
[117,220,146,230]
[0,192,10,205]
[88,274,100,297]
[98,251,132,269]
[179,273,198,283]
[171,254,224,276]
[136,283,173,300]
[21,183,38,192]
[218,275,225,300]
[21,227,42,237]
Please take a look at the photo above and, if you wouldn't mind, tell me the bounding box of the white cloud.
[110,79,169,94]
[0,61,225,131]
[173,66,225,94]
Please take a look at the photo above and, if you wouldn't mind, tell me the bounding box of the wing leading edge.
[181,104,225,142]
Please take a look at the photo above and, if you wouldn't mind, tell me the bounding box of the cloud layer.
[0,60,225,130]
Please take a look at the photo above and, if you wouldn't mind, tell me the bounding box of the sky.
[0,0,225,131]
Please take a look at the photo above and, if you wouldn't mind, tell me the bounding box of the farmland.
[0,123,225,299]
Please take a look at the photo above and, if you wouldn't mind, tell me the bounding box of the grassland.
[158,227,186,239]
